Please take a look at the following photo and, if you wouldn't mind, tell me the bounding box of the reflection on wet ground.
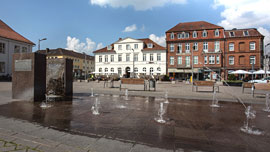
[0,94,270,152]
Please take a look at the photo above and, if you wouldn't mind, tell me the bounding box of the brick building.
[166,21,264,80]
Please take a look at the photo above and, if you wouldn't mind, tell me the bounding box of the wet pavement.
[0,94,269,152]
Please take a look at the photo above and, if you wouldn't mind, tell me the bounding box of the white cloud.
[123,24,137,32]
[66,36,103,55]
[149,34,166,47]
[89,0,187,11]
[213,0,270,53]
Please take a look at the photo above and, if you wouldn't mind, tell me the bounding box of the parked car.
[248,77,270,83]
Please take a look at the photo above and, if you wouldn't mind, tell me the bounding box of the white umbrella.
[253,70,270,74]
[231,70,251,74]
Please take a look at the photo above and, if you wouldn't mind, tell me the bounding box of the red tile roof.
[93,38,165,53]
[166,21,223,33]
[0,20,35,45]
[224,28,264,38]
[37,48,94,60]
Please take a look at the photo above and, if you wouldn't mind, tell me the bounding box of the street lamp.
[264,43,270,78]
[38,38,47,50]
[132,48,135,78]
[83,52,87,80]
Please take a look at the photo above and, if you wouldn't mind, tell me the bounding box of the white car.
[248,77,270,83]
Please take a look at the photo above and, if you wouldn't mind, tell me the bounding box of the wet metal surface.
[0,94,270,152]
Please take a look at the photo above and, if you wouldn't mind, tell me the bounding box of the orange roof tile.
[224,28,264,38]
[0,20,35,45]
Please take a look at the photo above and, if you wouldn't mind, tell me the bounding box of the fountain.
[90,88,94,97]
[155,102,166,123]
[164,91,169,103]
[91,97,100,115]
[240,106,264,135]
[210,87,220,108]
[262,93,270,112]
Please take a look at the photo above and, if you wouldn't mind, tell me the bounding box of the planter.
[223,81,243,87]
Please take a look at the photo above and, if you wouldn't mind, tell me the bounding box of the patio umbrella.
[231,70,251,74]
[253,70,270,74]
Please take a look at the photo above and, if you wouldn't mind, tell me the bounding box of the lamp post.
[265,43,270,78]
[192,46,194,83]
[132,48,135,78]
[83,52,87,80]
[38,38,47,50]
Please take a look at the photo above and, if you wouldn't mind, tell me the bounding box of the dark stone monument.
[12,53,46,101]
[46,58,73,97]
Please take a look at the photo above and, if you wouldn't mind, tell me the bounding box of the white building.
[93,37,166,77]
[0,20,35,76]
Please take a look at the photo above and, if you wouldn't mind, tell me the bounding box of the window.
[250,42,256,50]
[0,43,5,54]
[126,44,131,50]
[157,67,161,71]
[177,33,181,39]
[229,43,234,51]
[150,54,154,61]
[250,56,256,64]
[22,47,27,53]
[182,32,185,38]
[157,53,161,61]
[111,68,114,73]
[177,43,182,53]
[118,68,122,75]
[178,56,182,65]
[215,41,220,51]
[193,31,197,38]
[203,42,208,51]
[185,56,190,67]
[143,54,146,61]
[170,44,174,52]
[107,45,112,50]
[170,33,174,39]
[150,67,154,75]
[202,30,207,37]
[105,68,108,73]
[193,56,198,64]
[215,29,219,37]
[193,42,198,51]
[134,54,138,61]
[244,30,249,36]
[126,54,130,61]
[0,62,5,73]
[229,56,234,65]
[209,55,215,64]
[185,43,190,53]
[147,43,153,48]
[99,55,102,62]
[134,44,138,49]
[118,54,122,62]
[229,32,235,37]
[143,67,146,73]
[204,56,208,64]
[185,32,189,38]
[216,55,220,64]
[99,68,102,72]
[118,45,122,50]
[105,55,108,62]
[111,55,114,62]
[134,67,138,73]
[14,45,20,53]
[170,56,174,65]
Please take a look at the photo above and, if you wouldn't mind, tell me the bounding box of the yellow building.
[37,48,95,78]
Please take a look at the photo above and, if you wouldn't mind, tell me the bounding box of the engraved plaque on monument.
[12,53,46,101]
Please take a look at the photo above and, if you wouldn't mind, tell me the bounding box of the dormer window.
[107,45,112,50]
[215,29,219,37]
[181,32,185,38]
[177,33,181,39]
[243,30,249,36]
[202,30,207,37]
[170,33,174,39]
[147,43,153,48]
[229,32,235,37]
[193,31,197,38]
[185,32,189,38]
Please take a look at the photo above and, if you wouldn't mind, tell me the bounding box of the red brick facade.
[166,21,264,80]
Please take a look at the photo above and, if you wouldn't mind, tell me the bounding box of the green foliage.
[228,74,237,81]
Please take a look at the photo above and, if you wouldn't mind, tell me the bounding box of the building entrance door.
[125,67,130,78]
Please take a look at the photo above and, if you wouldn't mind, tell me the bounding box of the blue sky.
[1,0,270,55]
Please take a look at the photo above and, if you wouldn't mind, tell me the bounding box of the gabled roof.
[0,19,35,45]
[166,21,223,33]
[93,38,165,54]
[37,48,94,60]
[224,28,264,38]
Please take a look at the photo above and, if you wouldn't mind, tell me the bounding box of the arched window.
[143,67,146,73]
[170,33,174,39]
[181,32,185,38]
[215,29,219,37]
[111,68,114,73]
[202,30,207,37]
[118,68,122,75]
[105,68,108,74]
[193,31,197,38]
[150,67,154,75]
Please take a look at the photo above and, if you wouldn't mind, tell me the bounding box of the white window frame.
[250,56,256,64]
[193,42,198,51]
[126,54,130,61]
[170,44,174,52]
[181,32,185,38]
[216,55,220,64]
[185,56,190,67]
[126,44,131,50]
[111,68,114,73]
[204,56,208,64]
[209,55,215,64]
[150,67,154,75]
[193,31,197,38]
[178,56,182,65]
[250,42,256,50]
[215,41,220,52]
[118,54,122,62]
[194,56,198,65]
[111,55,114,62]
[177,43,182,54]
[215,29,219,37]
[185,32,189,38]
[134,54,138,61]
[99,55,102,62]
[229,32,235,37]
[134,44,138,49]
[229,43,234,51]
[202,30,207,37]
[177,33,181,39]
[203,42,208,51]
[170,56,174,65]
[229,56,234,65]
[147,43,153,48]
[118,45,122,50]
[143,54,146,61]
[185,43,190,53]
[157,53,161,61]
[243,30,249,36]
[150,54,154,61]
[170,33,174,39]
[105,55,108,62]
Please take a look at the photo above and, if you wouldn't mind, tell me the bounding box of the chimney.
[46,48,50,54]
[119,38,122,40]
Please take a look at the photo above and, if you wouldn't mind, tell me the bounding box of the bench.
[192,81,219,92]
[120,78,146,91]
[242,82,254,94]
[253,83,270,97]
